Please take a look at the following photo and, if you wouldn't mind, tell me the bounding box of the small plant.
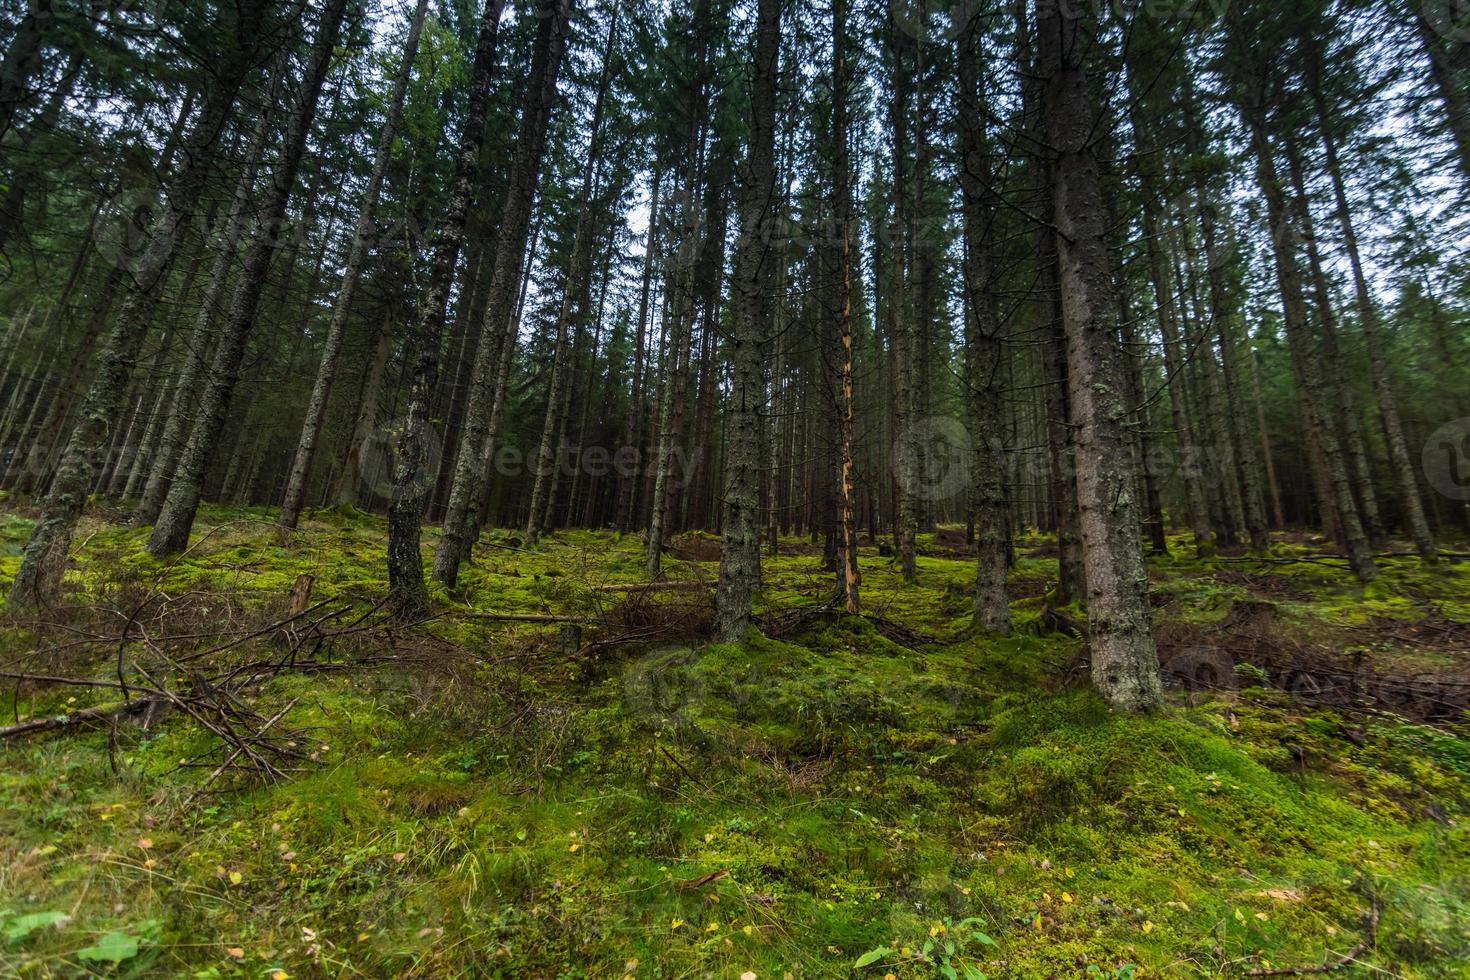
[1086,964,1137,980]
[854,917,998,979]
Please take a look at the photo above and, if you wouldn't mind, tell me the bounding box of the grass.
[0,505,1468,977]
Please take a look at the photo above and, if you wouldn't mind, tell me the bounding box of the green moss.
[1,514,1468,976]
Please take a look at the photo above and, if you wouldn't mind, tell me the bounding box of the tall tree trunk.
[525,5,615,548]
[385,0,506,609]
[434,0,573,585]
[1282,133,1384,545]
[887,20,918,582]
[1232,52,1377,582]
[146,0,351,556]
[8,0,273,609]
[278,0,428,530]
[1413,7,1470,184]
[1306,48,1436,560]
[957,10,1008,633]
[832,0,860,616]
[715,0,780,639]
[1124,61,1215,558]
[1037,0,1161,712]
[0,0,46,143]
[135,98,275,526]
[616,172,661,534]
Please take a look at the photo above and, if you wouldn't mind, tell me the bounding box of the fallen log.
[0,695,160,739]
[591,581,710,594]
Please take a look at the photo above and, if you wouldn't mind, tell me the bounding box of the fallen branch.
[0,694,163,739]
[459,612,598,624]
[591,581,709,594]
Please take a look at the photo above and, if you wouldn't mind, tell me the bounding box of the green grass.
[0,506,1467,977]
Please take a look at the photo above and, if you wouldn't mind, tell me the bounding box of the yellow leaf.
[271,972,289,980]
[357,933,369,942]
[568,842,581,852]
[670,918,684,930]
[705,921,719,932]
[1062,892,1073,904]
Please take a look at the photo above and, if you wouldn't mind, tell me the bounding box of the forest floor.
[1,503,1468,978]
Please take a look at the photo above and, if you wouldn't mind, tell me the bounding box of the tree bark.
[957,10,1008,634]
[133,101,277,525]
[1305,45,1436,560]
[384,0,506,609]
[1037,0,1162,711]
[525,5,615,548]
[1231,45,1376,582]
[715,0,780,640]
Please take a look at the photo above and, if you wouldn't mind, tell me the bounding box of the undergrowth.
[0,506,1467,977]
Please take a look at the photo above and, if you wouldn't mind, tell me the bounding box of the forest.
[1,0,1470,974]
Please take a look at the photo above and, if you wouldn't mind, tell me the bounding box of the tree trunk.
[434,0,573,585]
[715,0,780,640]
[1123,61,1215,558]
[616,172,661,534]
[887,20,918,582]
[1413,8,1470,184]
[7,0,273,609]
[1232,49,1376,583]
[1306,48,1436,560]
[146,0,351,556]
[134,90,277,526]
[525,5,615,548]
[384,0,506,609]
[1282,132,1384,545]
[957,11,1008,633]
[1037,0,1162,712]
[278,0,428,531]
[833,0,860,617]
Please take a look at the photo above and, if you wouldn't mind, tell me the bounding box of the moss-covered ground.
[1,505,1468,977]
